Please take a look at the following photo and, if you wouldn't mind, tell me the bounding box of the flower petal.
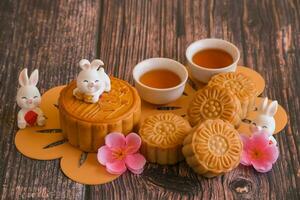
[97,146,116,165]
[250,132,270,149]
[251,159,273,173]
[125,133,142,154]
[105,132,126,149]
[125,153,146,174]
[106,160,127,175]
[240,134,251,150]
[128,167,144,175]
[240,150,252,166]
[264,144,279,164]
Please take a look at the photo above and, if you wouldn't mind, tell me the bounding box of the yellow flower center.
[203,100,222,118]
[250,149,262,160]
[208,135,228,155]
[112,148,127,160]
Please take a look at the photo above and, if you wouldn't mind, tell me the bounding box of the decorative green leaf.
[156,106,181,110]
[36,129,62,133]
[79,152,88,167]
[43,139,67,149]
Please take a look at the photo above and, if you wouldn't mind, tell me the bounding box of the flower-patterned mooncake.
[139,113,191,165]
[208,72,258,118]
[187,85,242,127]
[182,119,242,177]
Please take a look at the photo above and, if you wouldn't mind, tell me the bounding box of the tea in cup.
[133,58,188,104]
[186,38,240,83]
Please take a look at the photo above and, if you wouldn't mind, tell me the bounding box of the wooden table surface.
[0,0,299,199]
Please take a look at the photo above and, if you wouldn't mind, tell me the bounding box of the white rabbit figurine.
[16,68,46,129]
[250,97,278,145]
[73,59,111,103]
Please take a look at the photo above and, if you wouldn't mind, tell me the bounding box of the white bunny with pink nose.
[16,68,46,129]
[73,59,111,103]
[250,97,278,145]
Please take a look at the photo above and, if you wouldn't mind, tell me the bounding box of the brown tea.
[139,69,181,89]
[192,49,233,68]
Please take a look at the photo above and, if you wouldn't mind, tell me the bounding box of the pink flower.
[240,131,279,173]
[97,132,146,175]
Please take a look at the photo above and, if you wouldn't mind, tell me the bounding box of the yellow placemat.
[15,86,119,185]
[15,66,287,184]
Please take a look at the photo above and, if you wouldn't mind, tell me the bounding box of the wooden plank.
[240,1,300,199]
[0,0,299,199]
[92,0,300,199]
[0,0,99,199]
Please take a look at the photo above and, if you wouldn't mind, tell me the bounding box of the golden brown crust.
[139,113,191,164]
[60,78,140,123]
[187,85,242,127]
[58,78,141,152]
[208,72,258,118]
[182,119,242,177]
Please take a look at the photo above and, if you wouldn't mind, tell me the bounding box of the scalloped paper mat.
[140,66,287,136]
[15,86,119,185]
[15,66,287,185]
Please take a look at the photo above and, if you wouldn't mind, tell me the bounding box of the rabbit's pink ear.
[79,59,91,70]
[90,59,104,70]
[266,101,278,117]
[29,69,39,86]
[259,97,268,112]
[19,68,29,86]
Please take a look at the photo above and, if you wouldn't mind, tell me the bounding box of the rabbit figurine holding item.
[250,97,278,145]
[16,68,46,129]
[73,59,111,103]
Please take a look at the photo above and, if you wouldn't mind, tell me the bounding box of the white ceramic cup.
[186,38,240,83]
[133,58,188,105]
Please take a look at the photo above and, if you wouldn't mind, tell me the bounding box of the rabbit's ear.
[259,97,268,113]
[266,100,278,117]
[79,59,91,70]
[91,59,104,70]
[29,69,39,86]
[19,68,29,86]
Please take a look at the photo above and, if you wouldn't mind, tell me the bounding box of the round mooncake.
[139,113,191,164]
[187,85,242,127]
[208,72,258,118]
[182,119,242,177]
[59,78,141,152]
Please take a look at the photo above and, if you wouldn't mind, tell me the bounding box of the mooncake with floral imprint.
[187,85,242,127]
[208,72,258,118]
[139,113,191,164]
[182,119,242,177]
[59,78,141,152]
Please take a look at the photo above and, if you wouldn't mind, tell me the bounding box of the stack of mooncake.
[139,72,258,177]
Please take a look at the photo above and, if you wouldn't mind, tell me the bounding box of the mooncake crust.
[59,78,141,152]
[187,85,242,127]
[139,113,191,164]
[182,119,242,177]
[208,72,258,118]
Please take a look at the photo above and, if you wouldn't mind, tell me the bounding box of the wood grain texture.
[0,0,99,199]
[93,0,300,199]
[0,0,299,199]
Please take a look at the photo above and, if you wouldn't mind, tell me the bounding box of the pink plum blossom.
[240,131,279,173]
[97,132,146,175]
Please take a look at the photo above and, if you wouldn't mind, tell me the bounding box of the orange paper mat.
[15,66,287,185]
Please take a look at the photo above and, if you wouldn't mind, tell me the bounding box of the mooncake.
[187,85,242,127]
[208,72,258,118]
[139,113,191,164]
[59,78,141,152]
[182,119,242,177]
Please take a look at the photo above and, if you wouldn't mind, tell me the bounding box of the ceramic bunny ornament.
[16,68,46,129]
[73,59,111,103]
[250,97,278,145]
